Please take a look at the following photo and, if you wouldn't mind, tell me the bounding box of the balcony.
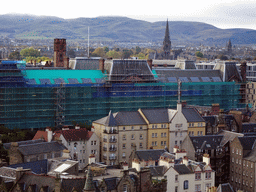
[103,129,118,134]
[109,147,117,151]
[109,138,117,143]
[103,147,107,151]
[103,138,107,142]
[109,156,117,160]
[103,156,107,160]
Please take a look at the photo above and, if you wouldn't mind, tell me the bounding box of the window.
[123,144,126,149]
[180,132,182,137]
[161,133,163,137]
[161,141,164,146]
[152,133,155,138]
[175,132,178,137]
[83,150,85,153]
[195,172,201,180]
[205,172,211,179]
[180,140,182,144]
[175,186,178,192]
[155,133,157,138]
[91,141,93,145]
[195,184,201,192]
[83,159,85,163]
[123,184,128,192]
[175,140,177,145]
[140,143,143,148]
[94,141,97,145]
[232,148,234,153]
[80,150,82,153]
[251,163,253,169]
[140,134,143,139]
[175,175,178,182]
[152,142,154,146]
[154,141,157,146]
[200,131,203,135]
[131,126,134,130]
[164,132,167,137]
[123,135,126,140]
[205,183,211,191]
[131,134,135,140]
[184,180,189,190]
[140,126,142,130]
[122,152,126,157]
[123,127,125,131]
[155,125,158,128]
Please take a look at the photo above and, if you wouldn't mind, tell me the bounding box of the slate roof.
[217,130,244,146]
[154,69,222,83]
[0,167,16,180]
[56,128,93,142]
[190,135,223,150]
[109,60,155,82]
[104,177,119,191]
[18,141,67,156]
[61,178,86,192]
[3,139,45,150]
[93,111,147,126]
[217,183,234,192]
[173,164,193,175]
[9,159,48,174]
[135,149,165,161]
[105,111,117,126]
[242,123,256,132]
[147,166,165,177]
[16,173,56,192]
[203,116,217,126]
[214,61,242,82]
[182,107,205,122]
[114,111,147,126]
[140,108,169,124]
[238,136,256,150]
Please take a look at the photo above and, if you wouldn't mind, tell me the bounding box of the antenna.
[178,79,182,103]
[88,26,90,58]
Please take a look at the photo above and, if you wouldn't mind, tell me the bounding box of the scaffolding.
[0,61,243,130]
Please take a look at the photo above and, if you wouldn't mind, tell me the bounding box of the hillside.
[1,14,256,45]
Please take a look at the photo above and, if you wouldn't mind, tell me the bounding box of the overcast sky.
[2,0,256,29]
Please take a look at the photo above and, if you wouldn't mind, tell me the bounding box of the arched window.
[184,180,189,189]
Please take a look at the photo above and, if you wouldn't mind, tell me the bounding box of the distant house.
[4,140,67,165]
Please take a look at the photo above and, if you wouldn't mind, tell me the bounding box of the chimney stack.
[99,59,105,73]
[203,153,210,165]
[46,127,53,142]
[89,154,96,164]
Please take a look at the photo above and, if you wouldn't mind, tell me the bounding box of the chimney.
[240,61,247,82]
[211,104,220,115]
[99,59,105,73]
[62,149,70,158]
[173,145,179,153]
[15,167,31,182]
[132,159,141,172]
[89,154,96,164]
[46,127,53,142]
[175,149,187,159]
[147,59,153,70]
[203,153,210,165]
[183,156,189,166]
[181,100,187,107]
[123,161,128,170]
[75,124,80,129]
[177,103,182,113]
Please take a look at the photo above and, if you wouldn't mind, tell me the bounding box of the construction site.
[0,56,244,130]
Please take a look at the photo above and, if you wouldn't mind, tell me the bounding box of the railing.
[103,147,107,151]
[109,138,117,143]
[109,129,118,134]
[103,138,107,142]
[109,147,117,151]
[109,156,117,160]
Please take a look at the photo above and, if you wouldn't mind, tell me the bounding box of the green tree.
[20,47,40,59]
[121,49,133,59]
[132,52,146,59]
[135,46,141,54]
[9,51,21,60]
[103,46,109,53]
[91,48,105,57]
[195,51,203,58]
[217,54,228,60]
[106,50,121,59]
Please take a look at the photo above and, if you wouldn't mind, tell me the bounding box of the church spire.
[163,19,171,59]
[83,167,95,192]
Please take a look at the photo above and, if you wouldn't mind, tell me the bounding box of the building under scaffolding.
[0,59,244,130]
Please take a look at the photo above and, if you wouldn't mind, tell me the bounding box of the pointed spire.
[163,19,171,58]
[83,167,95,192]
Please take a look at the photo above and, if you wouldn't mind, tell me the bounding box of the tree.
[217,54,228,60]
[195,51,203,58]
[91,48,105,57]
[9,51,21,60]
[20,47,40,59]
[106,50,121,59]
[135,46,141,54]
[121,49,133,59]
[103,46,109,53]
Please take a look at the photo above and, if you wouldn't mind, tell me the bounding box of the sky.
[2,0,256,29]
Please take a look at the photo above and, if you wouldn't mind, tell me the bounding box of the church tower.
[163,19,171,59]
[227,39,232,55]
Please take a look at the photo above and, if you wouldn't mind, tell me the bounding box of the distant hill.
[1,14,256,45]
